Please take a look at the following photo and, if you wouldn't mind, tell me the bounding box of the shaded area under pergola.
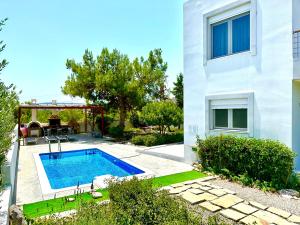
[17,104,105,138]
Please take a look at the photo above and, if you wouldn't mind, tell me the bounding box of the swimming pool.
[39,148,144,189]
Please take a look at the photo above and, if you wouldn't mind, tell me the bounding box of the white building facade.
[184,0,300,171]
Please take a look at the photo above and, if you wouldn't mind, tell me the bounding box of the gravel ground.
[210,178,300,215]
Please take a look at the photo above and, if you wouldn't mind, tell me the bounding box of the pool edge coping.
[33,148,155,198]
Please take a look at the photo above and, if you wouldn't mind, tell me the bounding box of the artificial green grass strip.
[152,170,206,188]
[23,170,205,219]
[23,190,109,219]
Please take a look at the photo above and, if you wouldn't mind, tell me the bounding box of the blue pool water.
[40,148,144,189]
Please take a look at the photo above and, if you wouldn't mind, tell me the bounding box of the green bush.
[143,135,159,146]
[131,135,145,145]
[32,177,232,225]
[108,125,124,139]
[197,135,296,190]
[131,132,183,146]
[123,127,142,140]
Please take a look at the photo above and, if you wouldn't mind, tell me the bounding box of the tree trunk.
[119,104,126,129]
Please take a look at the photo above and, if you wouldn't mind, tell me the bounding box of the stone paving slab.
[188,188,204,195]
[183,180,196,185]
[267,207,291,219]
[191,183,201,189]
[158,186,172,191]
[240,215,268,225]
[288,215,300,223]
[222,188,236,195]
[207,184,222,189]
[232,203,258,215]
[198,192,218,201]
[208,188,228,197]
[199,201,221,212]
[253,210,296,225]
[169,179,299,225]
[169,185,191,194]
[171,183,184,188]
[181,191,206,205]
[249,201,268,210]
[198,185,212,191]
[193,176,218,182]
[211,194,244,208]
[220,209,246,221]
[196,181,210,186]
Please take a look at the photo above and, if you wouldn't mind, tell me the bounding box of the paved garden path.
[167,176,300,225]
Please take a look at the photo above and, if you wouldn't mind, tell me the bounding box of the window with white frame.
[203,0,256,63]
[214,108,247,129]
[206,93,254,135]
[211,13,250,59]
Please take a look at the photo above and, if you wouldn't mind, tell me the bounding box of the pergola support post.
[84,109,87,133]
[101,110,104,137]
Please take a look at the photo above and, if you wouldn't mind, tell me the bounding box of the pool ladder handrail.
[48,139,62,153]
[48,141,52,153]
[58,139,62,152]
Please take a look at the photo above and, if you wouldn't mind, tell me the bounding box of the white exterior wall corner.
[184,0,298,168]
[293,0,300,80]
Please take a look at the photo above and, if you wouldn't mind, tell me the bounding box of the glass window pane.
[212,22,228,58]
[232,14,250,53]
[214,109,228,128]
[233,109,247,128]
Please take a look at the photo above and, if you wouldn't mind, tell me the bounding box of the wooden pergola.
[17,104,105,136]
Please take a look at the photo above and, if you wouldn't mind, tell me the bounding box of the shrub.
[143,135,159,146]
[108,125,124,139]
[123,127,142,140]
[131,132,183,146]
[107,177,200,225]
[33,177,228,225]
[131,135,145,145]
[197,135,296,190]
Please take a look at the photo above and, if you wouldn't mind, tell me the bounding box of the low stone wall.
[0,126,19,225]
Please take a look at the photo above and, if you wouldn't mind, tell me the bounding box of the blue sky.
[0,0,184,103]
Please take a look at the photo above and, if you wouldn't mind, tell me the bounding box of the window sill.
[208,50,251,62]
[208,129,250,136]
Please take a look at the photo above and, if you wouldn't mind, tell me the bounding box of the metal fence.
[294,30,300,59]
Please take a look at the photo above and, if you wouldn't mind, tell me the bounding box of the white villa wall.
[184,0,298,170]
[293,0,300,31]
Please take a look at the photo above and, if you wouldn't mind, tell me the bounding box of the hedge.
[131,132,183,147]
[196,135,296,189]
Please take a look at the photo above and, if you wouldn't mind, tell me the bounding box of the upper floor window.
[211,13,250,59]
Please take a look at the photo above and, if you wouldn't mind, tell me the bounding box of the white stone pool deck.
[16,135,192,205]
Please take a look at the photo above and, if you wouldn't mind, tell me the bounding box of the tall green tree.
[62,48,168,128]
[140,101,183,134]
[0,18,8,72]
[0,18,19,184]
[171,73,183,109]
